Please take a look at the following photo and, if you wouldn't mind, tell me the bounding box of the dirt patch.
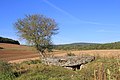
[1,43,120,63]
[0,43,39,61]
[8,57,40,63]
[0,50,39,61]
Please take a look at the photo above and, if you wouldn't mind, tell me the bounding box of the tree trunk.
[39,51,46,58]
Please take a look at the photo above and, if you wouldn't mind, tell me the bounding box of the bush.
[0,61,15,80]
[78,58,120,80]
[15,62,81,80]
[11,58,120,80]
[22,60,42,65]
[0,47,4,49]
[66,52,75,56]
[0,37,20,45]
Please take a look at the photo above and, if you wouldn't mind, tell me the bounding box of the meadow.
[0,43,120,80]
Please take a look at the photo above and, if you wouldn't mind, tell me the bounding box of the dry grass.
[1,43,120,63]
[1,43,120,80]
[54,50,120,58]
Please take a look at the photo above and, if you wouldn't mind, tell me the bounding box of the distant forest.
[1,36,120,50]
[0,37,20,45]
[54,42,120,50]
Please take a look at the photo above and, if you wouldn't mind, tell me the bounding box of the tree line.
[0,37,20,45]
[54,42,120,50]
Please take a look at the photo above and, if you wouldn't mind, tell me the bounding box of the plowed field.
[0,43,39,61]
[1,43,120,63]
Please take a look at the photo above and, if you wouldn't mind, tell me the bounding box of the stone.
[42,56,95,70]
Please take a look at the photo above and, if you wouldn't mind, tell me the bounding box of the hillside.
[58,42,99,46]
[55,42,120,50]
[0,36,20,45]
[0,43,39,61]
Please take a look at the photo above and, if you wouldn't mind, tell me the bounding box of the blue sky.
[0,0,120,44]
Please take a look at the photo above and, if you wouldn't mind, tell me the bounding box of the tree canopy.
[14,14,58,57]
[0,37,20,45]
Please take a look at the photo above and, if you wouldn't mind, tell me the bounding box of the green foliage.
[66,52,75,56]
[22,60,42,65]
[15,62,80,80]
[0,61,15,80]
[78,58,120,80]
[9,58,120,80]
[55,42,120,50]
[14,14,58,57]
[0,57,119,80]
[0,37,20,45]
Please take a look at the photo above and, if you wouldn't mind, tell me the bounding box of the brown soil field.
[0,43,39,61]
[1,43,120,63]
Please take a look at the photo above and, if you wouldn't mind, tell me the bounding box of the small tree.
[14,14,58,57]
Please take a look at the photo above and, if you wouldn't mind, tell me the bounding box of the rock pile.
[42,56,95,70]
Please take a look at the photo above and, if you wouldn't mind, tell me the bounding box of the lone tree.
[14,14,58,57]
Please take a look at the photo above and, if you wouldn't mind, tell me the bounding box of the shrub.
[66,52,75,56]
[12,58,120,80]
[22,60,42,65]
[78,58,120,80]
[15,62,81,80]
[0,47,4,49]
[0,61,15,80]
[0,37,20,45]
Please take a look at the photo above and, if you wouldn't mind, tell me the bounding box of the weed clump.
[66,52,75,56]
[0,61,15,80]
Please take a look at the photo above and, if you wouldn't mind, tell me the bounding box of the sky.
[0,0,120,44]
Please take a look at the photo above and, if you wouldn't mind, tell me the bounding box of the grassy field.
[0,57,120,80]
[1,43,120,80]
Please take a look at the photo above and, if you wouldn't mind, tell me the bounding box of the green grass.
[0,57,120,80]
[13,60,80,80]
[66,52,76,56]
[0,61,15,80]
[78,58,120,80]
